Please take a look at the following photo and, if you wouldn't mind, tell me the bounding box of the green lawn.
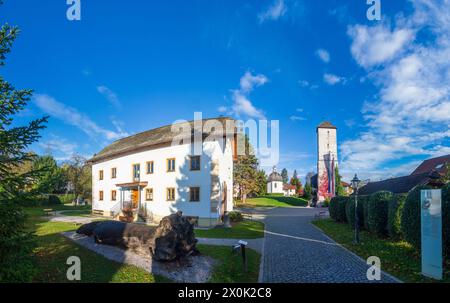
[59,210,92,217]
[313,219,450,283]
[198,244,260,283]
[195,220,264,239]
[23,205,261,282]
[27,213,168,283]
[24,204,91,217]
[236,195,308,208]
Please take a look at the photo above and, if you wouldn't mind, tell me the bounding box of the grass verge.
[195,220,264,239]
[198,244,260,283]
[313,219,450,283]
[236,195,308,208]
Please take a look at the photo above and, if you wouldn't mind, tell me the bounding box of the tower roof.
[317,121,337,130]
[267,171,283,182]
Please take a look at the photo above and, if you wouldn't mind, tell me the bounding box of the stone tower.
[316,121,338,202]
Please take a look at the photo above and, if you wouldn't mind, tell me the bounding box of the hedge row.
[328,184,450,261]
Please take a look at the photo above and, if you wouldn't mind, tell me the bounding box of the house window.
[99,170,104,180]
[190,187,200,202]
[145,188,153,201]
[99,191,104,201]
[132,164,140,180]
[166,188,175,201]
[190,156,201,171]
[111,168,117,179]
[111,190,117,201]
[146,161,154,174]
[167,158,176,172]
[274,183,277,188]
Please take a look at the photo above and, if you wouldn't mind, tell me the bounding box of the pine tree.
[233,136,259,203]
[0,20,48,281]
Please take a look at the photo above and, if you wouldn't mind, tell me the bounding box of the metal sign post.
[421,189,443,280]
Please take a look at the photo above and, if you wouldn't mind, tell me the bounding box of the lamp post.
[351,174,361,244]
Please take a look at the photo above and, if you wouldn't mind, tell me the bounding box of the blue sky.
[2,0,449,182]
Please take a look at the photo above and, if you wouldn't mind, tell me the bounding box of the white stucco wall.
[92,138,233,221]
[267,181,284,194]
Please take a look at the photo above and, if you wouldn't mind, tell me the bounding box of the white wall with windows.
[92,138,234,223]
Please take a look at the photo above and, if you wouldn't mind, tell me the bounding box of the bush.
[329,197,339,221]
[228,211,243,222]
[323,198,330,208]
[387,194,407,239]
[58,194,76,204]
[330,196,348,222]
[360,196,370,230]
[46,195,62,206]
[401,184,449,260]
[367,191,393,237]
[401,186,432,250]
[345,196,364,229]
[442,183,450,260]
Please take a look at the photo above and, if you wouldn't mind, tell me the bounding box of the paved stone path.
[241,207,400,283]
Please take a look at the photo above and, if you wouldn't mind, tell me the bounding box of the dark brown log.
[76,211,198,262]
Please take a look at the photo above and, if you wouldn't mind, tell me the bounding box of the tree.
[32,155,66,194]
[255,170,267,196]
[440,163,450,184]
[0,20,48,281]
[335,167,346,196]
[281,168,288,184]
[233,136,260,203]
[290,170,302,195]
[303,182,312,200]
[63,154,92,201]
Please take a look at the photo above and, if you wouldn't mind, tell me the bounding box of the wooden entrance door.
[131,188,139,209]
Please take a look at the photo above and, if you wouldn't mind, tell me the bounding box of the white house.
[283,184,296,197]
[266,168,284,195]
[88,117,236,227]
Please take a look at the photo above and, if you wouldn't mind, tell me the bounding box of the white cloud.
[217,106,228,113]
[228,71,268,120]
[39,136,78,161]
[347,24,414,68]
[97,85,121,108]
[258,0,287,23]
[34,94,129,141]
[316,49,330,63]
[341,0,450,179]
[323,73,346,85]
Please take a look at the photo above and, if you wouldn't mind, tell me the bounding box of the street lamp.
[351,174,361,244]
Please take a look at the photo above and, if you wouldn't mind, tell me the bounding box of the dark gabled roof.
[89,117,235,164]
[317,121,337,130]
[267,171,283,182]
[283,184,296,190]
[411,154,450,175]
[358,172,432,196]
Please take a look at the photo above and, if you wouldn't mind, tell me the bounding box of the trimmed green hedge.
[387,193,407,239]
[401,186,431,250]
[359,195,370,230]
[368,191,393,237]
[443,183,450,260]
[345,196,364,229]
[330,196,348,222]
[329,197,339,221]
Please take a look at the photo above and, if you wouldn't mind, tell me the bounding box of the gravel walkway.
[243,207,400,283]
[62,231,216,283]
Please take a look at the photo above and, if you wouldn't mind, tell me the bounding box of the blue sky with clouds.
[2,0,449,182]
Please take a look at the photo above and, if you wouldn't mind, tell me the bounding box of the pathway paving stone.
[245,207,400,283]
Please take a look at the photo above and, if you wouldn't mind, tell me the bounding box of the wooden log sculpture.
[76,211,198,262]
